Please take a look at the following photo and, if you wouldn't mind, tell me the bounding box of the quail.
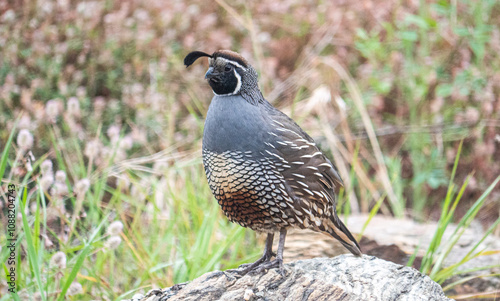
[184,50,361,274]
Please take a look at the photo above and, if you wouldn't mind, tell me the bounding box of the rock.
[281,215,500,271]
[129,255,452,301]
[280,215,500,294]
[346,215,499,271]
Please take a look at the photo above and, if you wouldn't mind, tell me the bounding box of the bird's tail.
[325,216,362,256]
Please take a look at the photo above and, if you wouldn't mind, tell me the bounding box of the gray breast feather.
[203,95,275,155]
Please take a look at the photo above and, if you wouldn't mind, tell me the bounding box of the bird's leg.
[239,233,275,269]
[226,233,275,275]
[251,229,287,275]
[275,228,287,274]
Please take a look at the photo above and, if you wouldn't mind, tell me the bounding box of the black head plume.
[184,51,212,67]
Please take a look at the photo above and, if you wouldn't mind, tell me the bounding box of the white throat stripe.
[232,69,242,95]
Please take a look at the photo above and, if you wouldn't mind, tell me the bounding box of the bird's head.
[184,50,259,96]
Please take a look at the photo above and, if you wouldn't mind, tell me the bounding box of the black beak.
[205,67,219,82]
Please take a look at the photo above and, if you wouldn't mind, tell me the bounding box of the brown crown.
[213,50,249,68]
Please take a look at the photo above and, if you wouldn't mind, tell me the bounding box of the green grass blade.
[450,175,500,236]
[447,141,462,195]
[0,117,18,181]
[19,185,47,301]
[442,273,500,292]
[429,176,471,276]
[420,142,463,275]
[447,263,500,277]
[434,213,500,283]
[56,213,110,301]
[359,193,386,238]
[406,243,420,268]
[202,226,246,273]
[429,175,500,282]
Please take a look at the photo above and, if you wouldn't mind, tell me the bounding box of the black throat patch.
[209,69,240,95]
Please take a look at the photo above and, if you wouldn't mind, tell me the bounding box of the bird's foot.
[250,258,285,276]
[237,251,275,270]
[225,252,275,276]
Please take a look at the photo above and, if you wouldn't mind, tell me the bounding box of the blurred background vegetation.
[0,0,499,300]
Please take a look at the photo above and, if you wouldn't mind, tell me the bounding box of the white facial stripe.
[231,69,242,95]
[216,57,247,70]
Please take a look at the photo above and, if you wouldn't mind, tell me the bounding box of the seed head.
[18,115,31,129]
[50,251,67,269]
[66,282,83,296]
[51,182,69,196]
[84,139,101,158]
[107,125,121,144]
[119,136,133,150]
[93,97,106,117]
[46,99,60,121]
[75,178,90,195]
[76,86,86,98]
[41,160,53,175]
[107,221,124,235]
[2,9,15,23]
[55,170,66,182]
[17,129,34,150]
[105,235,122,250]
[67,97,81,117]
[40,174,54,191]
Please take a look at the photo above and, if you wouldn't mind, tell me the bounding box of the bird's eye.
[224,65,233,72]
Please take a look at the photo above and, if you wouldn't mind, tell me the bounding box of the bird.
[184,50,361,275]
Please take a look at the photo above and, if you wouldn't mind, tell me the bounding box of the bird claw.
[249,258,285,276]
[224,256,286,277]
[237,251,276,270]
[225,231,288,277]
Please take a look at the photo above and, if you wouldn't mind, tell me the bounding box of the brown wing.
[265,110,343,195]
[263,108,361,255]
